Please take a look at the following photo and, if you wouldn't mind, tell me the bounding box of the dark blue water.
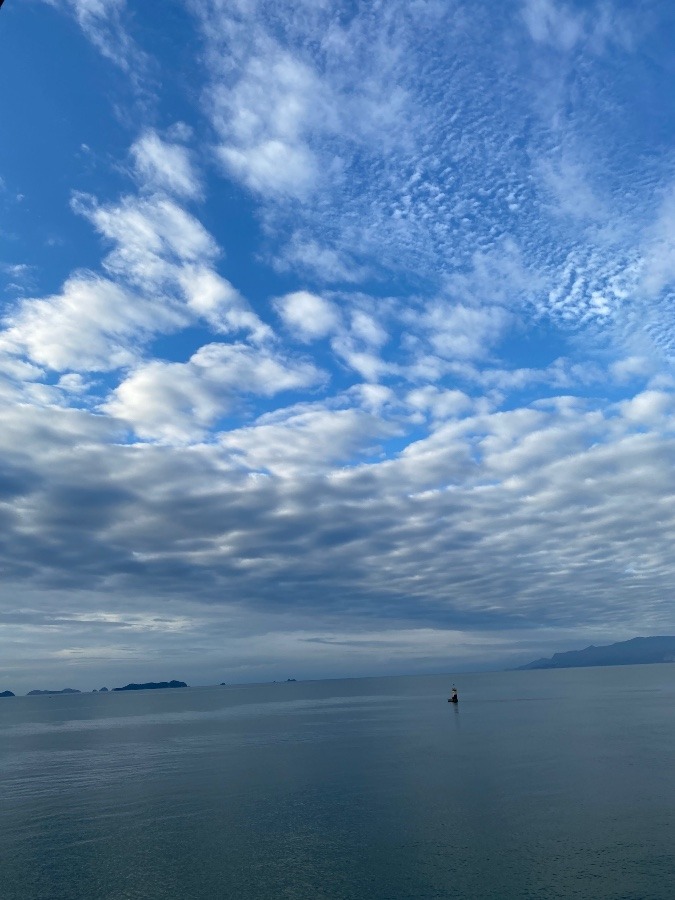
[1,666,674,899]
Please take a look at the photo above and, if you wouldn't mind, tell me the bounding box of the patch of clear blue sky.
[1,8,121,279]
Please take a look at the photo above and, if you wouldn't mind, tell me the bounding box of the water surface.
[2,666,674,899]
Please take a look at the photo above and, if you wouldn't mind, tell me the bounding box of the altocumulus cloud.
[1,0,675,688]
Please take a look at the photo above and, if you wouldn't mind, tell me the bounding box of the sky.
[1,0,675,692]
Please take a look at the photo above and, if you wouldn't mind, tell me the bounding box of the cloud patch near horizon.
[1,386,675,647]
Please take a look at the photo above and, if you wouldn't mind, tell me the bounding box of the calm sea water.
[1,666,674,900]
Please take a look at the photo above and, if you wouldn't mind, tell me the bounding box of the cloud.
[537,155,608,223]
[275,235,369,283]
[131,130,202,199]
[3,388,675,652]
[274,290,341,341]
[209,47,330,199]
[520,0,634,53]
[220,402,402,476]
[177,267,272,342]
[186,0,664,370]
[103,342,326,442]
[75,192,218,282]
[610,356,653,383]
[190,0,419,210]
[406,387,473,421]
[0,165,270,377]
[0,275,183,371]
[1,263,33,281]
[40,0,148,75]
[349,310,388,348]
[329,339,392,382]
[219,140,318,201]
[419,302,511,361]
[274,290,395,380]
[521,0,585,51]
[641,185,675,299]
[57,373,90,395]
[78,190,269,340]
[619,390,674,426]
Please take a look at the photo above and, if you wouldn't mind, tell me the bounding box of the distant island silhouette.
[112,680,188,691]
[518,636,675,670]
[27,688,81,695]
[1,682,188,697]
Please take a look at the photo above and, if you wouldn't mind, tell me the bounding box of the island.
[518,636,675,670]
[0,690,15,697]
[112,680,187,691]
[27,688,81,695]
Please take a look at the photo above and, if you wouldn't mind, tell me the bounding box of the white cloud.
[421,302,510,361]
[351,383,397,414]
[274,290,395,379]
[521,0,635,54]
[641,185,675,298]
[521,0,585,51]
[104,343,325,442]
[406,387,472,420]
[1,263,33,280]
[274,290,341,341]
[183,0,657,383]
[619,390,674,426]
[220,403,401,476]
[40,0,147,74]
[210,48,330,199]
[219,140,318,200]
[131,130,202,200]
[192,0,420,208]
[0,170,269,374]
[610,356,653,383]
[538,155,607,222]
[329,338,392,382]
[349,310,388,348]
[80,190,268,340]
[276,235,368,283]
[0,275,183,372]
[57,373,90,394]
[75,193,218,285]
[177,267,271,342]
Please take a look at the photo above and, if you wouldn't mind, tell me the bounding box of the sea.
[1,665,674,900]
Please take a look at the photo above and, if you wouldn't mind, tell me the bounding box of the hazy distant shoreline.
[4,638,675,698]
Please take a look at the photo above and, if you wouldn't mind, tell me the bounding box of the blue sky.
[1,0,674,690]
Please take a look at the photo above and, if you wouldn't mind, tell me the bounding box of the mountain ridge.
[517,636,675,670]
